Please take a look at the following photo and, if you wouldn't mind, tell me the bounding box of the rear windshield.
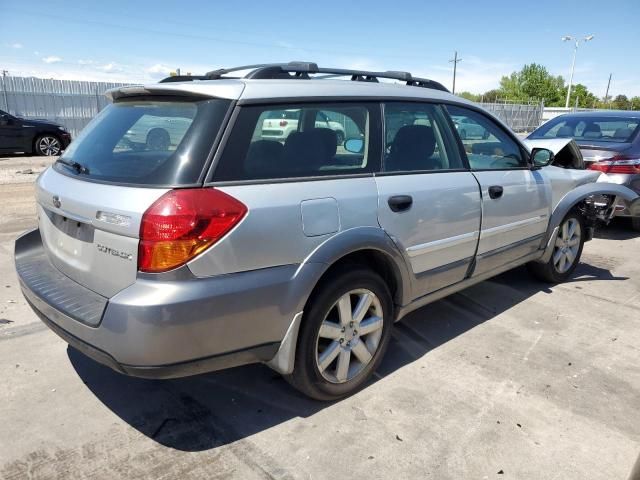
[55,98,231,186]
[530,115,640,143]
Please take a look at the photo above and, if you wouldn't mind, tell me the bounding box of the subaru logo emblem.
[52,195,61,208]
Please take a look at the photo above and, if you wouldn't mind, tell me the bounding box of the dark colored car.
[0,109,72,156]
[528,111,640,230]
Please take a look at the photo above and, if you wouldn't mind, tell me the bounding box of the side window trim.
[442,103,532,171]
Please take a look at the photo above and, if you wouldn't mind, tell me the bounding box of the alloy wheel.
[553,218,581,274]
[38,136,61,156]
[315,289,384,384]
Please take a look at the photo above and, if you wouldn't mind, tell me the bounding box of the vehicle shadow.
[595,217,640,241]
[68,259,627,453]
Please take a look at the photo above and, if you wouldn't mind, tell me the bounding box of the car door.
[375,102,482,299]
[444,105,549,277]
[0,110,26,152]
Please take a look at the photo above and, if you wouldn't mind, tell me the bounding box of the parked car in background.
[119,108,193,152]
[528,111,640,230]
[14,62,640,401]
[451,115,490,140]
[260,109,347,144]
[0,109,72,156]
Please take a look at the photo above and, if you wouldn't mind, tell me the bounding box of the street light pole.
[449,51,462,95]
[562,35,594,108]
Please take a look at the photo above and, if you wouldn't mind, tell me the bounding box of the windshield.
[55,98,231,186]
[530,115,640,143]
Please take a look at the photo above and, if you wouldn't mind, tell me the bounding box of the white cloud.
[42,56,62,64]
[99,63,122,73]
[146,63,172,77]
[11,43,23,49]
[78,59,95,65]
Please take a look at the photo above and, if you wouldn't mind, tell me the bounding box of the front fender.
[538,183,639,263]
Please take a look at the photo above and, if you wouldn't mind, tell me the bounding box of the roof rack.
[159,62,450,92]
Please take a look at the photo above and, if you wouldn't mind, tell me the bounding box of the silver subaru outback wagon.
[15,62,640,400]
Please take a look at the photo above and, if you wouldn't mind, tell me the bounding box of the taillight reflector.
[139,188,247,273]
[588,155,640,174]
[279,120,288,127]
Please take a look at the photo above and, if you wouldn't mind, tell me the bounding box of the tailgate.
[35,167,168,297]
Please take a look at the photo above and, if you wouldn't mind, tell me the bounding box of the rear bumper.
[15,229,321,378]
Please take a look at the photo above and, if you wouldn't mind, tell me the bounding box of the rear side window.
[54,98,231,186]
[383,102,463,172]
[445,105,527,170]
[213,103,380,181]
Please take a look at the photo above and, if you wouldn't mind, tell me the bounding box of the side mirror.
[531,148,554,169]
[344,138,364,154]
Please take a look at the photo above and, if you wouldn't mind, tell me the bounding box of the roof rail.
[159,62,449,92]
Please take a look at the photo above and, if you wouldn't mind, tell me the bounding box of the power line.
[2,7,435,63]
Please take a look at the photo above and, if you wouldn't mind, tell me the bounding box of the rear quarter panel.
[187,177,380,276]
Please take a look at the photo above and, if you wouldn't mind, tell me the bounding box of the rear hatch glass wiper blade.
[56,158,90,175]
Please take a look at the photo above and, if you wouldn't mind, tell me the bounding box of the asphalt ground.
[1,155,639,479]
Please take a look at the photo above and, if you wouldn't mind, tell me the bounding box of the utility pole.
[449,51,462,95]
[1,70,9,112]
[604,73,612,106]
[562,35,594,108]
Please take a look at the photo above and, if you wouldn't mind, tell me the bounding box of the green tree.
[457,91,480,102]
[630,97,640,110]
[480,89,501,103]
[563,83,598,108]
[613,95,630,110]
[498,63,565,104]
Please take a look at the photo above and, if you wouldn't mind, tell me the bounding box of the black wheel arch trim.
[296,226,413,311]
[538,183,640,263]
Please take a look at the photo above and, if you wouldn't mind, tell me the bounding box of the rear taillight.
[139,189,247,273]
[588,155,640,174]
[279,120,288,127]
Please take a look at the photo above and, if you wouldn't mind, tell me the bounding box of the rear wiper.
[56,158,90,175]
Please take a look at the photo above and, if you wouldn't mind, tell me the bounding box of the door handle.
[488,186,504,199]
[388,195,413,212]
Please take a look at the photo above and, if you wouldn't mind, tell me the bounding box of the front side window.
[383,102,462,172]
[214,103,378,181]
[446,105,527,170]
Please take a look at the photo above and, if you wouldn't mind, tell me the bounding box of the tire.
[286,267,393,401]
[34,134,62,156]
[527,212,585,283]
[631,217,640,232]
[459,129,467,140]
[336,131,345,146]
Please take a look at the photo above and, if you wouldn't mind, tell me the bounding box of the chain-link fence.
[0,75,132,137]
[479,100,545,133]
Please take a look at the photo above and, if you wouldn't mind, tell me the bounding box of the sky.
[1,0,639,97]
